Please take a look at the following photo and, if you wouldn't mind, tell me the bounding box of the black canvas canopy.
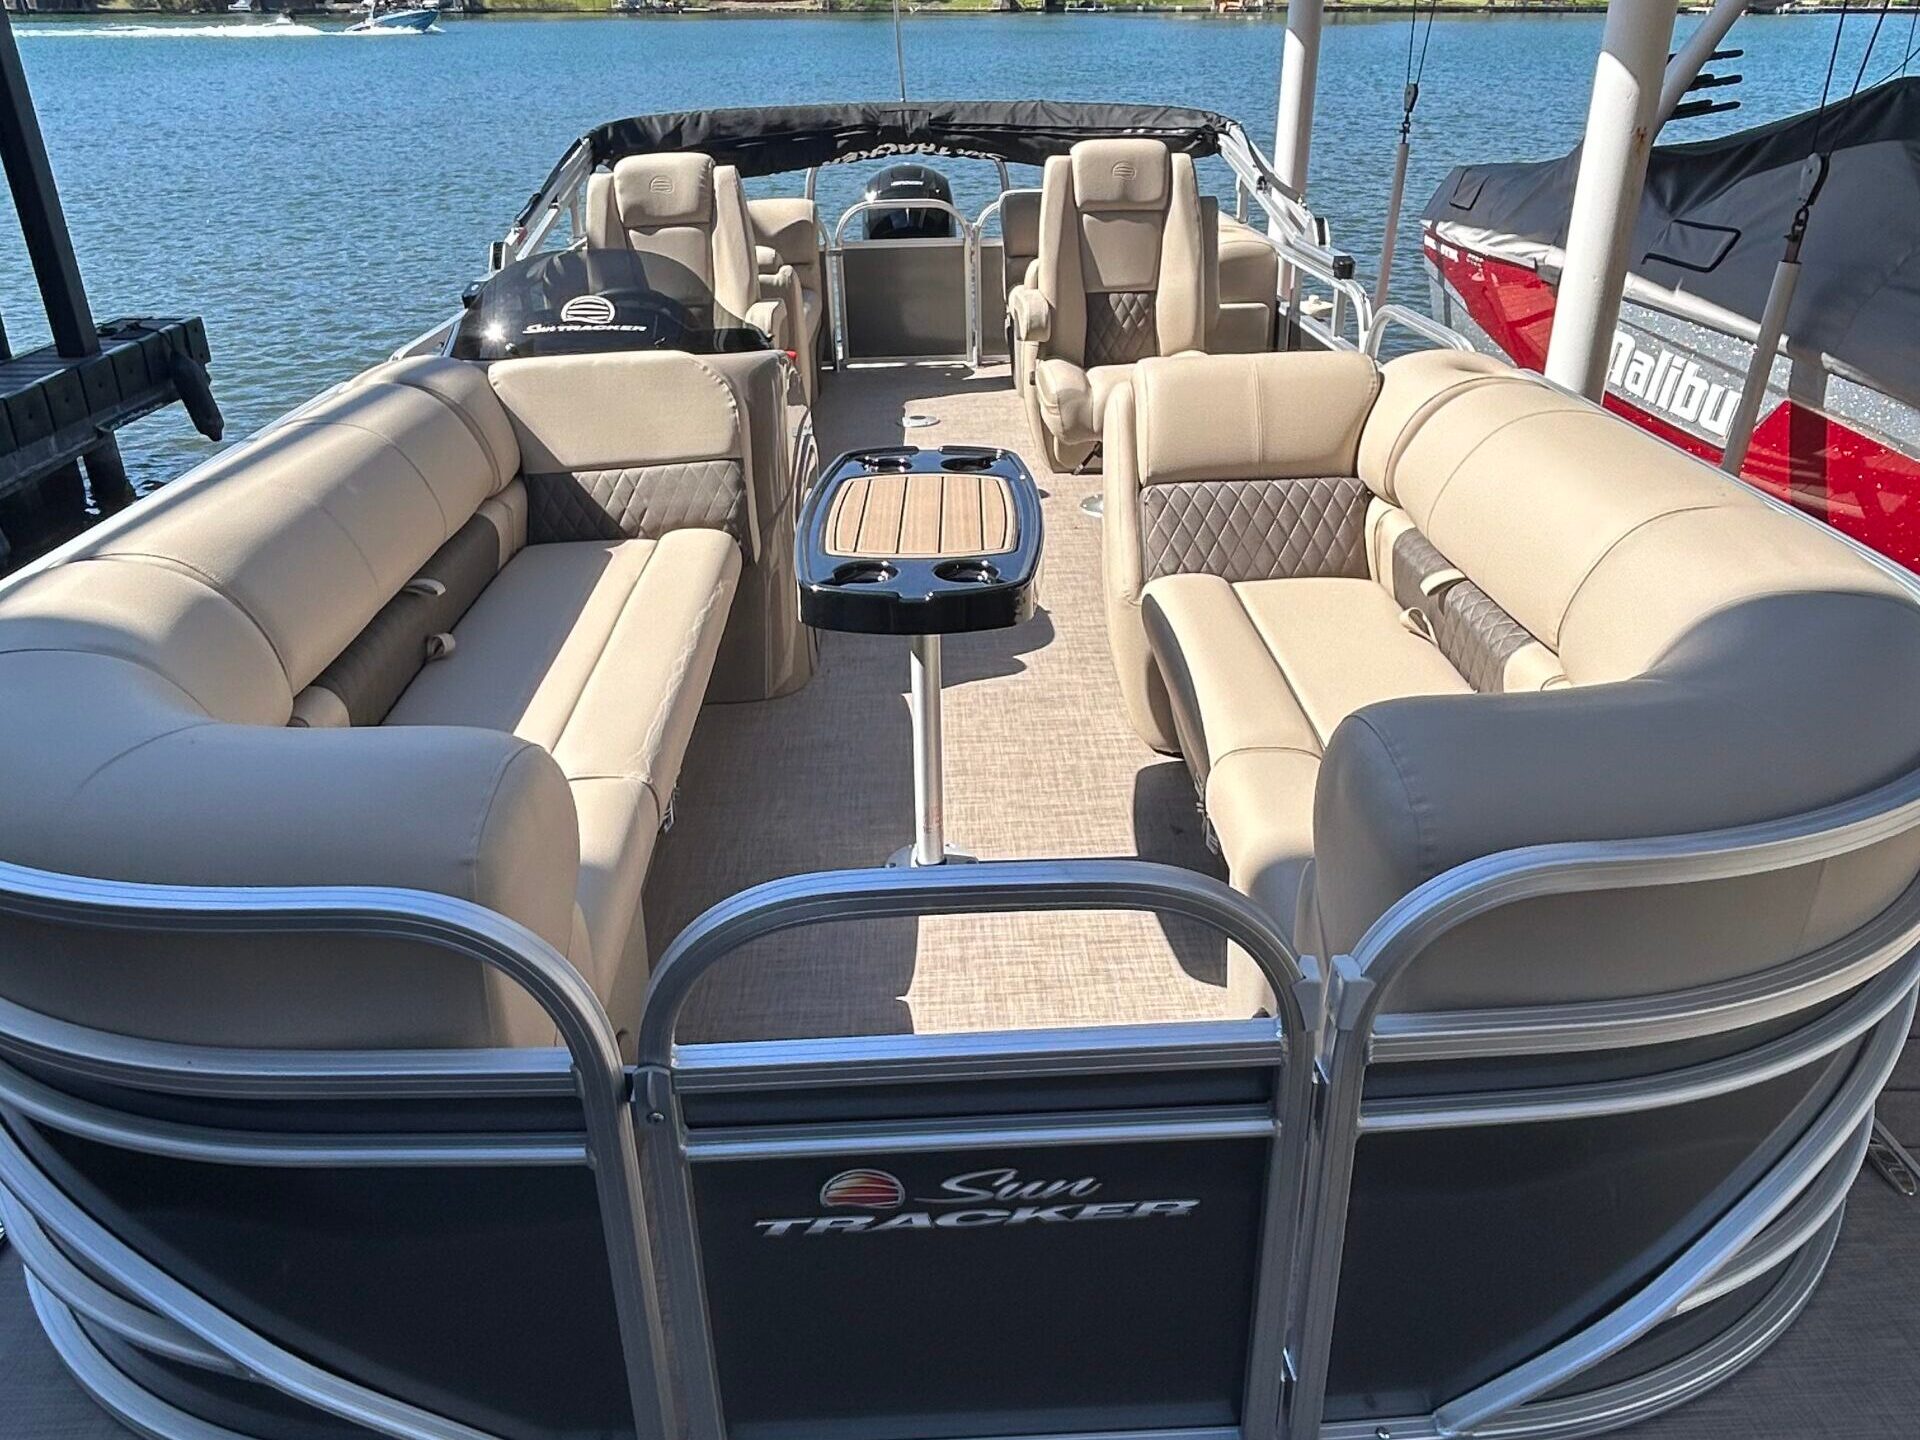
[1424,77,1920,404]
[549,99,1235,190]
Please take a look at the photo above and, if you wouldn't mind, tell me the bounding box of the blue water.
[2,9,1911,490]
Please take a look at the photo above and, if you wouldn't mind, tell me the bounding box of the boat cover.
[541,100,1236,196]
[1423,77,1920,404]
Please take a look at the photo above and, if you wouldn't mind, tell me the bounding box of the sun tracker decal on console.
[820,1169,906,1210]
[759,1166,1200,1237]
[559,294,618,326]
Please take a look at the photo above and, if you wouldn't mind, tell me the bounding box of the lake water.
[1,8,1910,492]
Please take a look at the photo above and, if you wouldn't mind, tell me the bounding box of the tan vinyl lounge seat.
[0,350,809,1053]
[587,153,810,401]
[1106,348,1920,1015]
[749,195,825,393]
[1008,138,1208,471]
[1205,212,1280,354]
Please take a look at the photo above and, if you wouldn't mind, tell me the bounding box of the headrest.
[611,153,715,229]
[1070,139,1171,212]
[1130,352,1382,484]
[1354,348,1519,503]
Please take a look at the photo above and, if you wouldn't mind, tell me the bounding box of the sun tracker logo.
[756,1166,1199,1238]
[820,1169,906,1210]
[560,294,617,326]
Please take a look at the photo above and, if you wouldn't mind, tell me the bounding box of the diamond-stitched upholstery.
[527,461,747,548]
[1084,291,1159,367]
[1436,581,1534,693]
[1141,477,1369,584]
[1391,526,1534,693]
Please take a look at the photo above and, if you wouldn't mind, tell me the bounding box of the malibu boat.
[2,9,1919,1440]
[1423,17,1920,571]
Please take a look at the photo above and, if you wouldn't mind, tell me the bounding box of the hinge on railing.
[635,1065,675,1127]
[1313,955,1374,1085]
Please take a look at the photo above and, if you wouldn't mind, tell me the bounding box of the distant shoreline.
[11,1,1682,18]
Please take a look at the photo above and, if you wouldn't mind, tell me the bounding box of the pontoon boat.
[2,9,1918,1440]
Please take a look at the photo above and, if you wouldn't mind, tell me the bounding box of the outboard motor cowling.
[862,164,956,241]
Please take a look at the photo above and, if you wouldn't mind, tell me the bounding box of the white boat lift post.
[1545,0,1680,400]
[1268,0,1324,316]
[1269,0,1323,221]
[1285,0,1696,386]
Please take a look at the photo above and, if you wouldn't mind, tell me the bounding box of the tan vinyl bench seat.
[1106,348,1920,1016]
[0,349,810,1053]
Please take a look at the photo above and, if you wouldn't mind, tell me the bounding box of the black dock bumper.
[0,315,220,504]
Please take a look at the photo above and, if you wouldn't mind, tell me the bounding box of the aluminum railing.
[0,863,671,1440]
[636,859,1314,1440]
[1285,758,1920,1439]
[828,195,980,366]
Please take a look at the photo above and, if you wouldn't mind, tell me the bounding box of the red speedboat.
[1423,78,1920,571]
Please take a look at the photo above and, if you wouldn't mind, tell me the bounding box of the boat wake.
[17,21,333,38]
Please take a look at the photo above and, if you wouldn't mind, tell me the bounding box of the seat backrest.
[585,152,760,319]
[999,186,1042,297]
[1209,212,1279,353]
[1112,349,1382,588]
[488,350,759,556]
[748,195,822,302]
[1036,139,1207,368]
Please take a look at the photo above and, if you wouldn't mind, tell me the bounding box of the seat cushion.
[387,530,740,996]
[1140,572,1320,785]
[1143,572,1472,991]
[1035,359,1131,447]
[1232,578,1473,744]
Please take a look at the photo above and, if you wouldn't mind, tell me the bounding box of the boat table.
[797,444,1044,866]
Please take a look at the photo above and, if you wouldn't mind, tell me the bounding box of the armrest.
[1007,284,1051,344]
[755,244,782,273]
[757,262,797,307]
[745,297,788,346]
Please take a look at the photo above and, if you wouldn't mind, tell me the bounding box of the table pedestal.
[889,634,974,867]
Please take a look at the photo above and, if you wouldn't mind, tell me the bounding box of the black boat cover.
[1424,77,1920,402]
[558,99,1236,183]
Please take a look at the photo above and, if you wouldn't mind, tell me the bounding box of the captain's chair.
[1008,139,1208,471]
[587,153,806,394]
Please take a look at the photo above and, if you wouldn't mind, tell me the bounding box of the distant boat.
[344,0,438,31]
[227,0,260,11]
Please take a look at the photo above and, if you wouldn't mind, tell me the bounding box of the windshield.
[449,247,769,361]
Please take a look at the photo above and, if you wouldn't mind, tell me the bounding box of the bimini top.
[528,99,1238,210]
[1424,76,1920,405]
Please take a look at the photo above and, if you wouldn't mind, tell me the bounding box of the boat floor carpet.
[644,360,1234,1044]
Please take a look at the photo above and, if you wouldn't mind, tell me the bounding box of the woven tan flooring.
[643,362,1235,1043]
